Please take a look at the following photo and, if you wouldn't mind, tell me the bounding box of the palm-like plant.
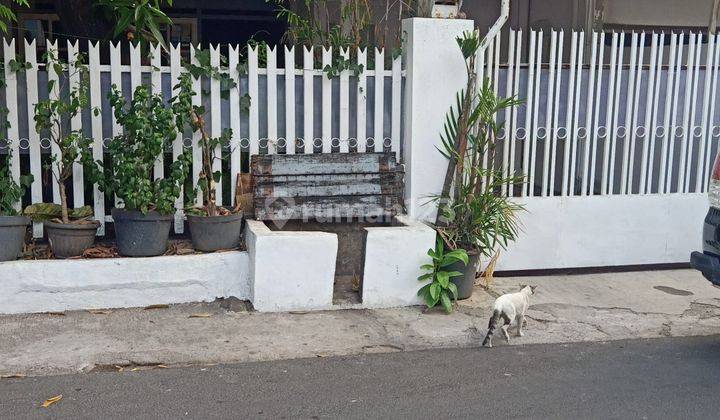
[433,31,524,258]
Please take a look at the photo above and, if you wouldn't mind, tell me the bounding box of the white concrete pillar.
[402,17,475,221]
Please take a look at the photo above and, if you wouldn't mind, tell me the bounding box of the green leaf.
[447,282,459,300]
[440,292,453,313]
[417,272,433,281]
[423,289,439,308]
[429,282,440,301]
[436,271,450,288]
[417,283,431,297]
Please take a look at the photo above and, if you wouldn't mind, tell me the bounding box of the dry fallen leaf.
[130,367,141,372]
[44,311,65,316]
[87,309,112,315]
[114,365,125,372]
[41,395,62,408]
[156,364,167,369]
[188,313,212,318]
[1,373,26,379]
[144,304,169,310]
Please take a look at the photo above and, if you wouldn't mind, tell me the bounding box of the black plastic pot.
[0,215,30,262]
[188,212,244,252]
[448,250,481,300]
[45,220,100,259]
[112,208,173,257]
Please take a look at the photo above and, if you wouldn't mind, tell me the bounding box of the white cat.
[482,285,537,348]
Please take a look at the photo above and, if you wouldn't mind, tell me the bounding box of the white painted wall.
[402,17,475,221]
[362,216,436,308]
[0,251,250,315]
[496,194,707,271]
[245,220,337,312]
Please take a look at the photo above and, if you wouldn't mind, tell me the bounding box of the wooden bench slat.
[251,152,404,221]
[254,172,403,198]
[251,152,398,176]
[254,194,402,221]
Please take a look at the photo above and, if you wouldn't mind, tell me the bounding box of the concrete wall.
[245,220,337,312]
[362,216,436,308]
[402,17,475,221]
[496,194,706,271]
[0,252,250,315]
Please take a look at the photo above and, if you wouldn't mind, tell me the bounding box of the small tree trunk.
[203,141,217,217]
[58,182,70,224]
[192,110,218,217]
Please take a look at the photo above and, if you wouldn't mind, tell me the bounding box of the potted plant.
[0,148,32,262]
[430,31,524,300]
[33,51,100,258]
[172,68,243,252]
[97,84,190,257]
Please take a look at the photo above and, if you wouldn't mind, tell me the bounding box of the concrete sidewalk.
[2,269,720,377]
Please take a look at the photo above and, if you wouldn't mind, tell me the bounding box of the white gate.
[478,29,716,270]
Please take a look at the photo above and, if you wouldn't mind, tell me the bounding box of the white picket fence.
[479,28,720,199]
[1,39,403,236]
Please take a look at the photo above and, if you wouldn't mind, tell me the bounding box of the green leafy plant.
[269,0,415,76]
[172,56,238,217]
[93,84,190,215]
[433,31,524,258]
[0,149,32,216]
[0,0,29,34]
[417,238,468,313]
[33,51,96,224]
[95,0,173,50]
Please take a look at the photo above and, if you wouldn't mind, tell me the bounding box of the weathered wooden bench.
[251,152,404,221]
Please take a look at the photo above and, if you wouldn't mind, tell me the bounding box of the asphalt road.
[3,336,720,419]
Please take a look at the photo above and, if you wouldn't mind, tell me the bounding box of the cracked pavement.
[482,269,720,344]
[1,269,720,377]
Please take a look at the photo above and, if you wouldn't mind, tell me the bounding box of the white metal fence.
[0,39,403,236]
[479,28,720,199]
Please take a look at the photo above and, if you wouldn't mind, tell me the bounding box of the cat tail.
[482,309,501,347]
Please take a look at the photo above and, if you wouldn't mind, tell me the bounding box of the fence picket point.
[373,48,385,153]
[89,41,105,235]
[229,44,242,201]
[24,39,43,236]
[322,46,332,153]
[391,52,402,159]
[170,43,184,233]
[357,48,367,153]
[302,46,314,154]
[339,48,350,153]
[285,46,296,155]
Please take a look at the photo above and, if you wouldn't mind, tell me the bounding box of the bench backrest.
[251,152,404,221]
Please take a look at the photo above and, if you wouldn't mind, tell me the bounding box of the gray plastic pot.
[447,250,481,300]
[45,220,100,259]
[187,211,244,252]
[112,208,172,257]
[0,215,30,262]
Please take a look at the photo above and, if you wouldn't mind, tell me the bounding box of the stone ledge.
[0,251,250,315]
